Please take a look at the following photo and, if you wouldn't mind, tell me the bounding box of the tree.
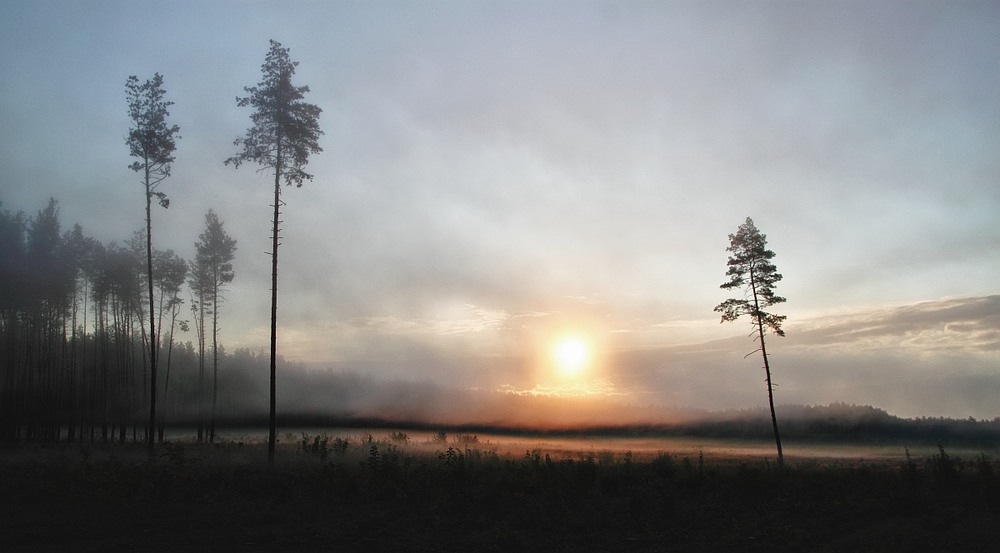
[188,258,209,442]
[193,210,237,443]
[25,199,76,441]
[225,39,322,466]
[714,217,787,466]
[126,72,180,458]
[152,249,188,442]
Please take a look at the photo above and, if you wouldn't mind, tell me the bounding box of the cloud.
[787,296,1000,353]
[2,2,999,421]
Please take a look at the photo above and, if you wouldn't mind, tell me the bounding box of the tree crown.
[193,209,237,296]
[714,217,787,336]
[126,73,180,207]
[225,39,323,188]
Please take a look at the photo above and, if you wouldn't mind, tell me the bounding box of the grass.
[2,435,999,552]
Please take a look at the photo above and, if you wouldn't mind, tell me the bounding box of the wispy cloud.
[787,296,1000,352]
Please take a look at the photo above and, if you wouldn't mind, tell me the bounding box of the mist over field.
[145,347,998,448]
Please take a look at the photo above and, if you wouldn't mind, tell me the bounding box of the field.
[3,431,999,552]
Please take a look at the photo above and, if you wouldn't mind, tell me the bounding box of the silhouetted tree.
[102,238,146,443]
[226,40,323,466]
[188,262,207,441]
[27,199,77,441]
[714,217,787,466]
[0,197,236,443]
[126,73,180,457]
[152,249,187,441]
[63,224,109,443]
[0,204,24,440]
[80,236,109,442]
[193,210,237,443]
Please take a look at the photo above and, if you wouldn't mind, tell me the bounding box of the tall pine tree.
[225,40,322,466]
[715,217,787,466]
[125,73,180,458]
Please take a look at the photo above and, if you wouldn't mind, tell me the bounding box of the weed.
[440,446,465,465]
[596,450,615,466]
[929,444,960,481]
[331,437,350,456]
[622,450,634,466]
[317,436,329,462]
[904,447,917,476]
[976,452,992,477]
[367,444,380,472]
[651,452,676,476]
[296,433,332,462]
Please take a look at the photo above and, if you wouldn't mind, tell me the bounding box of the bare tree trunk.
[750,266,783,467]
[758,321,783,466]
[159,299,178,443]
[145,173,157,460]
[197,298,205,442]
[210,287,219,444]
[268,145,281,469]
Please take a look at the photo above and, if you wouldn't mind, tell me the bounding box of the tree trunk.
[750,265,783,467]
[210,285,219,444]
[159,299,178,443]
[145,171,157,460]
[197,299,205,442]
[268,144,282,468]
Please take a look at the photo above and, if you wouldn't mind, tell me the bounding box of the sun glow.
[552,336,590,377]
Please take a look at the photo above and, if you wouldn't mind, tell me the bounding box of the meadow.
[3,431,999,552]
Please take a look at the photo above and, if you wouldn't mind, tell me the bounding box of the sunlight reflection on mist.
[497,378,623,397]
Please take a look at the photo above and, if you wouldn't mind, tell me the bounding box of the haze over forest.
[2,1,999,425]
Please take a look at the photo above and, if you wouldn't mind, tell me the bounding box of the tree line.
[0,198,235,444]
[0,40,322,470]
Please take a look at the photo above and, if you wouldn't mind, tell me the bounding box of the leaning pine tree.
[225,40,322,467]
[714,217,787,466]
[126,73,180,459]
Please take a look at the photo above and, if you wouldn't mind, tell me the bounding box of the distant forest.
[3,197,999,447]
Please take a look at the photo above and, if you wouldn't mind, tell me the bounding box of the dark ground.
[2,440,999,552]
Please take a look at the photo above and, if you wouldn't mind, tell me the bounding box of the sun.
[552,336,590,377]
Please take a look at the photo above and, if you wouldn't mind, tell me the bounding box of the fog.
[2,2,999,430]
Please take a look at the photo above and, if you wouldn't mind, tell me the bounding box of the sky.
[2,0,998,419]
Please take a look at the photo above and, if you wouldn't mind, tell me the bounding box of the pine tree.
[192,210,236,444]
[225,40,322,466]
[126,73,180,458]
[152,249,187,442]
[715,217,787,466]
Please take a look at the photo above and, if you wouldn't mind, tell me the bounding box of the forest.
[0,197,237,444]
